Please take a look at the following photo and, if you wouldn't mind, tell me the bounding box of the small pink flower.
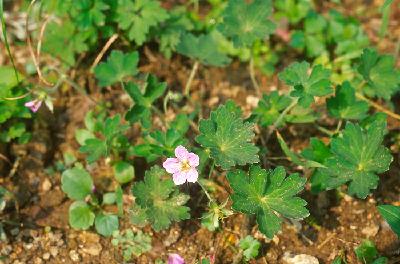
[24,99,42,113]
[163,145,199,185]
[168,253,185,264]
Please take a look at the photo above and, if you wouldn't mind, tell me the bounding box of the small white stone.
[41,178,52,192]
[50,247,59,257]
[283,252,319,264]
[362,225,379,237]
[81,244,102,256]
[246,95,259,108]
[69,250,80,262]
[42,253,50,260]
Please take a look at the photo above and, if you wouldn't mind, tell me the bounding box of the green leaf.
[196,100,259,170]
[321,120,393,198]
[42,21,89,66]
[115,0,169,45]
[129,113,189,161]
[177,32,231,66]
[154,7,194,59]
[378,205,400,237]
[130,127,188,162]
[75,129,96,145]
[69,201,95,230]
[84,110,97,132]
[302,138,332,164]
[328,10,369,56]
[227,165,309,238]
[279,61,332,108]
[358,48,400,100]
[201,201,233,232]
[218,0,276,47]
[103,192,116,205]
[253,91,292,127]
[4,122,26,141]
[380,0,394,38]
[94,50,139,87]
[303,138,333,193]
[61,167,93,200]
[103,114,129,141]
[277,132,326,170]
[70,0,109,30]
[124,75,167,127]
[355,240,378,264]
[274,0,312,24]
[239,235,260,261]
[276,132,304,166]
[327,82,369,120]
[131,166,190,231]
[79,138,107,164]
[113,161,135,184]
[0,66,23,91]
[285,104,318,124]
[95,213,119,237]
[373,257,388,264]
[112,229,152,259]
[116,185,124,216]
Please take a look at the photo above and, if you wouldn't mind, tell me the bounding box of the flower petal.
[187,153,199,167]
[25,100,42,112]
[24,101,35,107]
[168,253,185,264]
[175,145,189,161]
[186,168,198,183]
[163,158,180,174]
[172,172,187,185]
[31,100,42,112]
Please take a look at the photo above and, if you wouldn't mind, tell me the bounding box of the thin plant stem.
[249,55,260,95]
[355,81,400,120]
[356,93,400,120]
[265,98,298,143]
[90,33,119,72]
[0,0,19,83]
[335,120,343,134]
[184,60,199,97]
[208,160,215,179]
[395,34,400,60]
[198,180,213,203]
[315,125,334,136]
[26,0,53,86]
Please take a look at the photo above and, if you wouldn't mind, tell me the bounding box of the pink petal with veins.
[186,168,198,183]
[25,100,42,112]
[175,145,189,161]
[163,158,180,174]
[187,153,199,167]
[168,254,185,264]
[172,171,187,185]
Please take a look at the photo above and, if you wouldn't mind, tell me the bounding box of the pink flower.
[163,145,199,185]
[168,254,185,264]
[24,99,42,113]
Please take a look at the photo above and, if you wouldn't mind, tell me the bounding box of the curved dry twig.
[26,0,53,86]
[90,33,119,72]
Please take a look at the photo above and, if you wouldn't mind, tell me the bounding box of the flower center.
[180,160,191,172]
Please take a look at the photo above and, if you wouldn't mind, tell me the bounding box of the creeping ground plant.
[2,0,400,262]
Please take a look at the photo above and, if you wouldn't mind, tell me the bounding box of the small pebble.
[23,243,33,250]
[42,253,50,260]
[41,178,52,192]
[282,252,319,264]
[69,250,80,262]
[362,225,379,237]
[50,246,59,257]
